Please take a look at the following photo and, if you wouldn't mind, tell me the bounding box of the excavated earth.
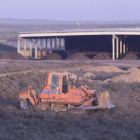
[83,72,95,78]
[42,53,62,60]
[92,52,111,60]
[0,52,27,60]
[66,53,89,60]
[82,51,97,59]
[84,66,126,73]
[122,52,138,60]
[104,67,140,83]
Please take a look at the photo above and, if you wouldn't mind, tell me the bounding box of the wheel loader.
[19,72,115,113]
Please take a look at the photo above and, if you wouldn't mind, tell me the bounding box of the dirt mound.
[82,52,97,55]
[104,67,140,83]
[93,52,111,60]
[0,43,17,54]
[85,66,125,73]
[127,67,138,72]
[82,52,97,59]
[66,53,89,60]
[42,53,62,60]
[103,52,112,60]
[122,52,138,60]
[0,52,27,60]
[83,72,95,78]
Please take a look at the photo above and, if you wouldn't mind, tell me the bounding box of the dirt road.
[93,60,140,68]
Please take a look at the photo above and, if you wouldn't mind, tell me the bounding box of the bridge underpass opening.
[113,35,140,60]
[65,35,140,60]
[65,35,112,52]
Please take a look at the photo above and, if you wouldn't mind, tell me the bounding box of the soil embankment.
[85,66,126,73]
[122,52,138,60]
[42,53,62,60]
[93,52,111,60]
[66,53,89,60]
[104,67,140,83]
[0,52,27,60]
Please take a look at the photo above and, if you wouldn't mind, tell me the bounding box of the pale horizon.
[0,0,140,21]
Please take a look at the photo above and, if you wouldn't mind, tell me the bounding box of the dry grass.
[0,107,140,140]
[0,60,106,74]
[92,71,124,81]
[0,61,140,140]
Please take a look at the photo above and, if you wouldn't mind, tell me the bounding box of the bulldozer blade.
[20,99,28,110]
[62,105,115,112]
[20,99,34,110]
[97,91,115,109]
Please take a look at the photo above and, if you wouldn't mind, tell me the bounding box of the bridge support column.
[123,38,125,56]
[50,38,52,53]
[64,38,65,51]
[116,37,119,59]
[45,39,47,50]
[17,38,20,53]
[59,38,61,50]
[112,34,115,60]
[24,39,26,57]
[35,39,37,59]
[40,39,42,59]
[120,38,122,58]
[29,39,32,58]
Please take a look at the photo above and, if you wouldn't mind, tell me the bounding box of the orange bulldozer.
[19,72,115,113]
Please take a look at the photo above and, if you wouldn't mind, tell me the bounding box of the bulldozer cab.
[47,72,69,98]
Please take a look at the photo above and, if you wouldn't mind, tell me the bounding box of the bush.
[0,61,140,140]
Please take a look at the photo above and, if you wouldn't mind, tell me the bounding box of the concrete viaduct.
[17,29,140,60]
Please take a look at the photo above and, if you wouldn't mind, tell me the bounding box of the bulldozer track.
[40,101,80,106]
[39,101,83,113]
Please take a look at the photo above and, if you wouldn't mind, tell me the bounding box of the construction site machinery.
[19,72,115,112]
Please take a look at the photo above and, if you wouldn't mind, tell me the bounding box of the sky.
[0,0,140,21]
